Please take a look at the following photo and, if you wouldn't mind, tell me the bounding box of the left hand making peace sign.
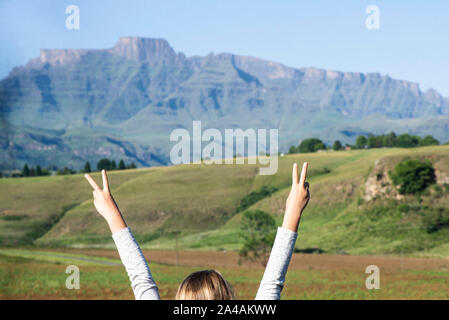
[84,170,127,233]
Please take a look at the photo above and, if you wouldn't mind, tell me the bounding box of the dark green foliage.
[419,135,440,146]
[96,158,135,171]
[83,162,91,173]
[294,247,325,254]
[289,138,325,154]
[355,136,367,149]
[382,132,397,147]
[333,140,343,151]
[421,207,449,233]
[239,210,276,266]
[397,134,420,148]
[97,158,112,171]
[389,159,436,195]
[237,186,278,212]
[289,145,299,154]
[118,159,126,170]
[0,215,26,221]
[57,167,76,175]
[127,162,137,169]
[367,134,383,148]
[21,203,78,245]
[22,164,30,177]
[17,164,49,177]
[292,138,326,153]
[352,132,439,149]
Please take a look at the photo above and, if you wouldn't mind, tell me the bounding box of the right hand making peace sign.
[282,162,310,232]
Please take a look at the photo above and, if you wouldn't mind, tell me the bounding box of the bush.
[419,135,439,146]
[397,134,420,148]
[389,159,436,195]
[333,140,343,151]
[237,186,278,212]
[299,138,326,153]
[97,158,112,171]
[355,136,367,149]
[421,207,449,233]
[239,210,276,266]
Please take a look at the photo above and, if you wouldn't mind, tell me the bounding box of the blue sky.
[1,0,448,95]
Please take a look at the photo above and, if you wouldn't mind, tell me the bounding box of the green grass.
[2,249,449,299]
[1,145,449,258]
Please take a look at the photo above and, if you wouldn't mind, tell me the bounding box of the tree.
[83,161,91,173]
[389,159,436,195]
[58,167,76,175]
[239,210,276,267]
[298,138,326,153]
[118,159,126,170]
[36,165,42,176]
[382,132,397,147]
[397,134,420,148]
[355,136,367,149]
[111,160,117,170]
[22,164,30,177]
[127,162,137,169]
[419,135,439,146]
[332,140,343,151]
[288,145,299,154]
[97,158,112,171]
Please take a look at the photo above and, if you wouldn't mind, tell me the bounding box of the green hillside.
[1,146,449,257]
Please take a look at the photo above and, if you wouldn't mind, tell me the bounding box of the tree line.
[5,158,137,178]
[289,132,442,154]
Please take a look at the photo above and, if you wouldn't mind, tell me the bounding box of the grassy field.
[2,248,449,299]
[1,146,449,299]
[1,145,449,256]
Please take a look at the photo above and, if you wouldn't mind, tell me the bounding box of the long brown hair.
[175,270,235,300]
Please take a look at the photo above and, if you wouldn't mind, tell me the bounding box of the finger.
[93,190,96,198]
[299,162,308,187]
[292,163,298,185]
[85,174,100,191]
[102,170,109,191]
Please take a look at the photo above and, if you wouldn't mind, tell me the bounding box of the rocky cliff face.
[1,37,448,170]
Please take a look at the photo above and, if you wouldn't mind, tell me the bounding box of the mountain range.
[1,37,448,170]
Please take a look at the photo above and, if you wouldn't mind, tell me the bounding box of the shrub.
[332,140,343,151]
[389,159,436,195]
[355,136,367,149]
[237,186,278,212]
[298,138,326,153]
[82,161,91,173]
[97,158,112,171]
[239,210,276,266]
[118,159,126,170]
[419,135,439,146]
[421,207,449,233]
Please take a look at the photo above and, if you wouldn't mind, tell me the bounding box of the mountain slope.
[1,37,448,170]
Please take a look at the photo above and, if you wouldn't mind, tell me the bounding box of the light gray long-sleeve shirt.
[112,226,297,300]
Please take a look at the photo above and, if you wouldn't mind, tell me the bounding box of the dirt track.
[44,248,449,272]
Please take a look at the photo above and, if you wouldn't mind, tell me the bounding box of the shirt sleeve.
[255,227,298,300]
[112,227,161,300]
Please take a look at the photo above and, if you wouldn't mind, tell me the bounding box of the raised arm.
[84,170,160,300]
[255,162,310,300]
